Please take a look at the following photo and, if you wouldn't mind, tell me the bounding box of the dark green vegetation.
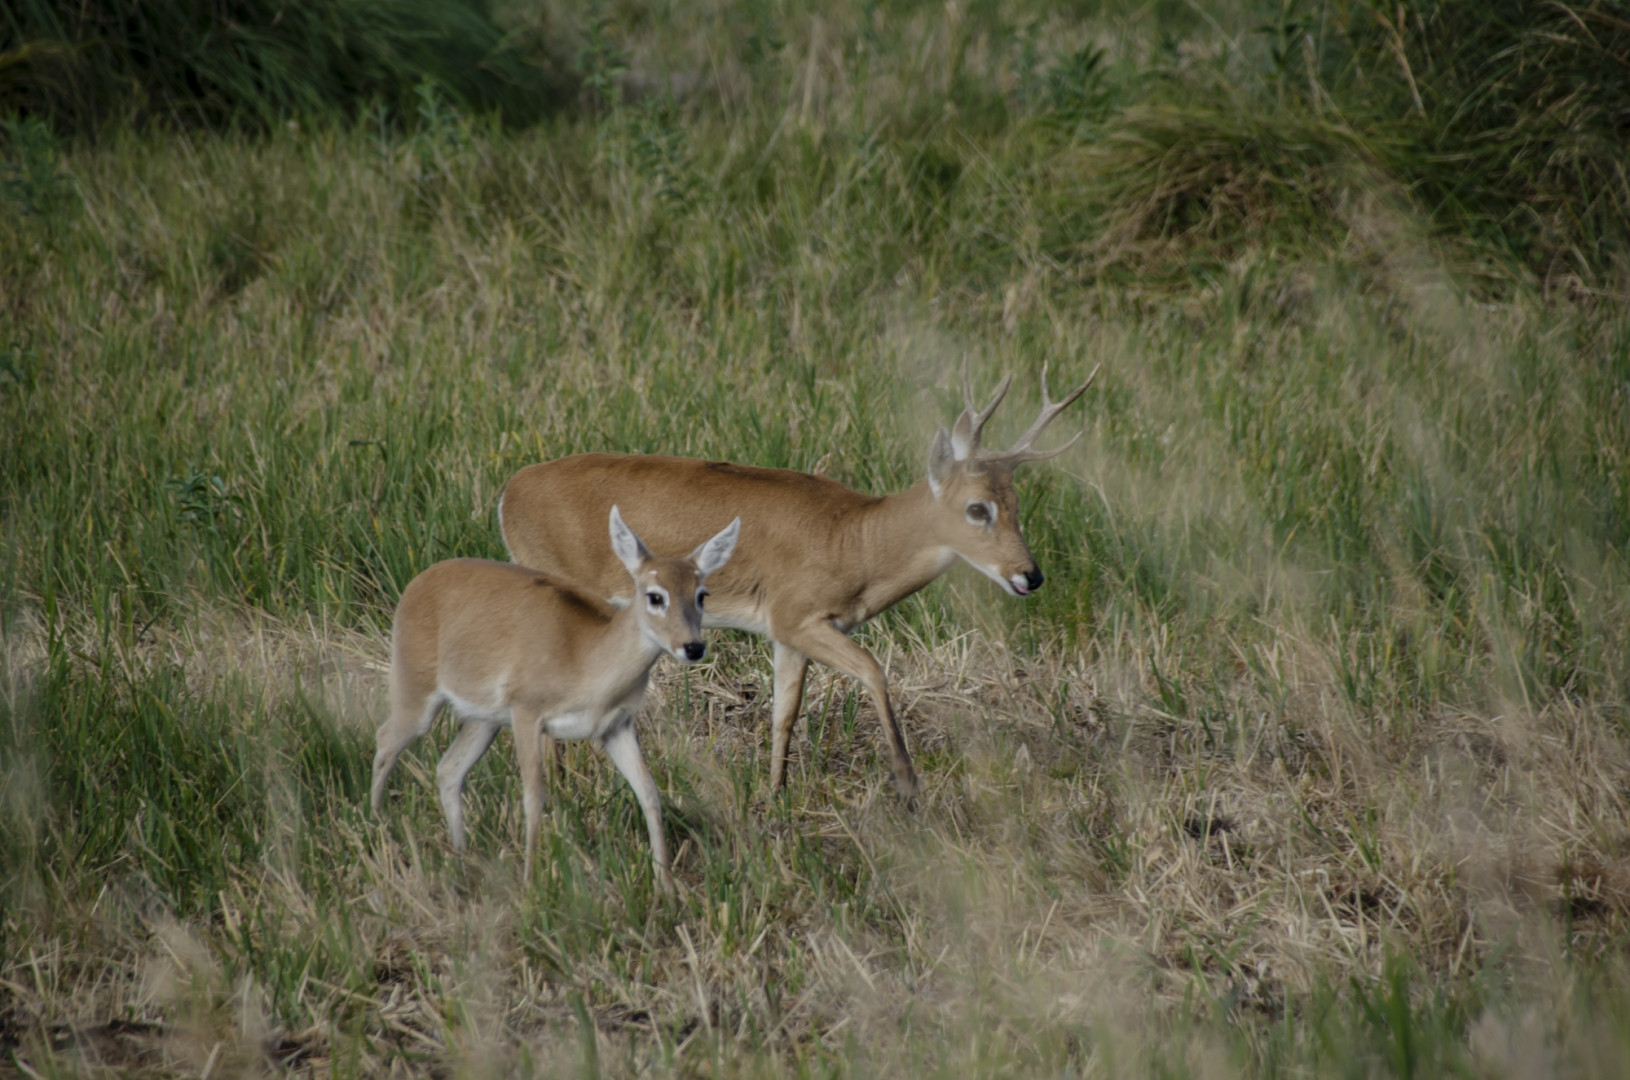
[3,1,1630,1076]
[0,0,571,128]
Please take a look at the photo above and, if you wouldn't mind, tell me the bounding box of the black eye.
[967,502,991,524]
[648,591,665,608]
[697,590,708,608]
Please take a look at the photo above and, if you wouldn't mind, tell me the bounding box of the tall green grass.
[5,1,1629,279]
[6,105,1624,704]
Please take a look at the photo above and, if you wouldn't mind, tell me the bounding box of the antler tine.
[960,355,978,416]
[951,365,1013,459]
[1003,431,1082,465]
[974,373,1013,442]
[998,362,1101,459]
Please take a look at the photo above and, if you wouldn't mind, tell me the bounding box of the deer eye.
[965,501,993,525]
[647,591,666,611]
[697,590,708,609]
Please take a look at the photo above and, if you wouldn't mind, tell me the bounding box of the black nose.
[683,641,706,662]
[1024,567,1045,591]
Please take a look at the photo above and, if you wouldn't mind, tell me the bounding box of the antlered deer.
[370,507,740,890]
[499,365,1097,799]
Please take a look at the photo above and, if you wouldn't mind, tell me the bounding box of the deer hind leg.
[435,719,501,851]
[782,621,919,801]
[769,643,810,792]
[600,714,673,894]
[371,685,443,816]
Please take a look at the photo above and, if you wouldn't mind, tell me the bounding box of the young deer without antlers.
[496,365,1098,801]
[370,507,741,890]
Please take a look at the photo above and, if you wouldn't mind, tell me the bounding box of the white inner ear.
[609,506,651,575]
[693,517,741,577]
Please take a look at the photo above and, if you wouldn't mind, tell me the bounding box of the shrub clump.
[1347,0,1630,282]
[0,0,572,130]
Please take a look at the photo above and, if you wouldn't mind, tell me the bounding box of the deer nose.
[1024,567,1045,592]
[682,641,706,662]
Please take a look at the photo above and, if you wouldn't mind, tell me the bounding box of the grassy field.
[4,1,1630,1076]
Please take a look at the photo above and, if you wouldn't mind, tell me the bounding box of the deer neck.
[849,482,960,620]
[597,606,665,695]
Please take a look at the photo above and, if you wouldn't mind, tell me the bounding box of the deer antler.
[951,357,1013,461]
[990,362,1100,465]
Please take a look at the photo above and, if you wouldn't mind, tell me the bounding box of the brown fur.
[498,370,1096,797]
[370,515,739,891]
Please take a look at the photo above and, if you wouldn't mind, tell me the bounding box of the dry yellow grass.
[6,572,1629,1075]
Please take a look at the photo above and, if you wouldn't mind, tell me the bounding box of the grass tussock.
[3,1,1630,1076]
[1056,103,1378,273]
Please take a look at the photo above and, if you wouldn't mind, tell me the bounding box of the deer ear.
[609,506,651,575]
[691,517,740,578]
[927,428,957,497]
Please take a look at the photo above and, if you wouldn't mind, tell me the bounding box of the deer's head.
[925,364,1098,596]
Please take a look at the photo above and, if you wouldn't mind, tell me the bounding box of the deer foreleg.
[769,643,810,792]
